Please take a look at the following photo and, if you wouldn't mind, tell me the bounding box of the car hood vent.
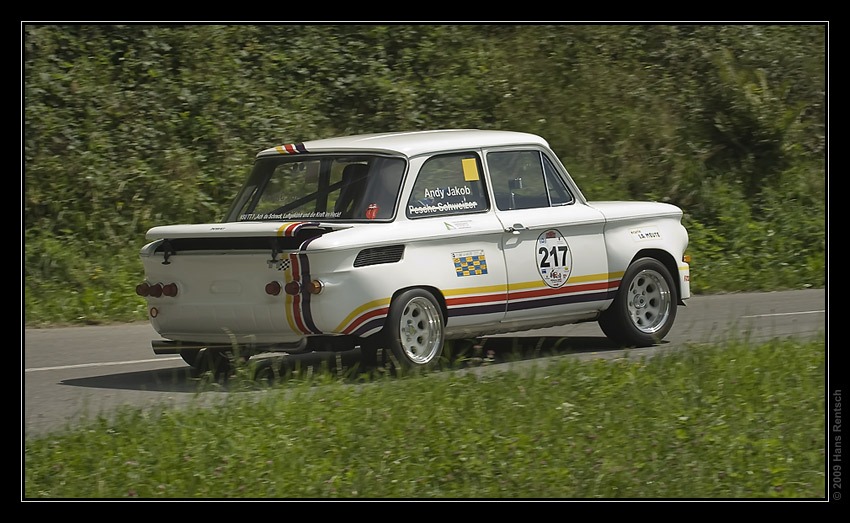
[354,245,405,267]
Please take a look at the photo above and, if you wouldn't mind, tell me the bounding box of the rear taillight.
[267,279,324,296]
[265,281,282,296]
[136,281,177,298]
[306,279,324,294]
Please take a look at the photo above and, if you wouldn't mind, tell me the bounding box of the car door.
[403,151,509,329]
[485,148,611,323]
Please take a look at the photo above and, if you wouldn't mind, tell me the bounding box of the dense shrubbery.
[23,24,826,325]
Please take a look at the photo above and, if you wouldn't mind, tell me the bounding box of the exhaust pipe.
[151,340,221,354]
[151,338,312,355]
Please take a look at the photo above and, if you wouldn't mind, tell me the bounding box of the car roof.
[258,129,550,159]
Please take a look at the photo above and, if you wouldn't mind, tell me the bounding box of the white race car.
[137,130,690,370]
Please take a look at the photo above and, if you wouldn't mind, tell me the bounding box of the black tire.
[358,338,383,368]
[197,348,233,375]
[381,289,445,369]
[599,257,677,347]
[179,349,202,368]
[306,336,356,352]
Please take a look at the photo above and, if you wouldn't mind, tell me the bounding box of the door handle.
[505,223,528,235]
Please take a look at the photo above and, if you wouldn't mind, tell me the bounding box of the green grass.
[24,337,825,499]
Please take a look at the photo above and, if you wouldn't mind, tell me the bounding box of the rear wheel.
[599,257,677,347]
[382,289,444,369]
[194,349,233,375]
[179,349,201,367]
[180,348,240,375]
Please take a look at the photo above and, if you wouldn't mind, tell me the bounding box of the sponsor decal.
[444,219,473,230]
[630,226,662,241]
[409,200,480,215]
[243,212,340,220]
[453,250,488,277]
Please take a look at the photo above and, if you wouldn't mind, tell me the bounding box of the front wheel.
[599,257,677,347]
[381,289,445,369]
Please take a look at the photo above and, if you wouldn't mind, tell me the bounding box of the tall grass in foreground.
[24,337,826,499]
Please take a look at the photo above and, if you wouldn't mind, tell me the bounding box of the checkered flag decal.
[273,258,291,271]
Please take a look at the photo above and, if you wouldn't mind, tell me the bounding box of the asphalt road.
[23,288,826,438]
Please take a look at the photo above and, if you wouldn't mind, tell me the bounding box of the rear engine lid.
[143,221,354,259]
[145,221,350,241]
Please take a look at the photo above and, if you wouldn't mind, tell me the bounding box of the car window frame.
[484,147,576,211]
[405,151,491,220]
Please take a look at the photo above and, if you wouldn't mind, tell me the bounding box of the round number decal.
[536,229,572,288]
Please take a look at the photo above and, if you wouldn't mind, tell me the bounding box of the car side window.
[488,150,573,210]
[406,153,489,218]
[542,155,574,206]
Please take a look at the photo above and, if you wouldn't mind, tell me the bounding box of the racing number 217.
[538,246,568,268]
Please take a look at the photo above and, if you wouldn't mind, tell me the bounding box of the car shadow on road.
[473,335,624,357]
[58,335,631,393]
[59,364,212,393]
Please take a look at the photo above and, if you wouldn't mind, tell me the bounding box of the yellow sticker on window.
[462,158,479,182]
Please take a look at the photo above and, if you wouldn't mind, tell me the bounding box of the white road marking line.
[25,357,182,373]
[741,310,825,319]
[26,309,826,372]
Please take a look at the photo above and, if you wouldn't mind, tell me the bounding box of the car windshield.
[226,154,407,222]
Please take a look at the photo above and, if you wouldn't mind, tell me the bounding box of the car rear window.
[227,154,406,222]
